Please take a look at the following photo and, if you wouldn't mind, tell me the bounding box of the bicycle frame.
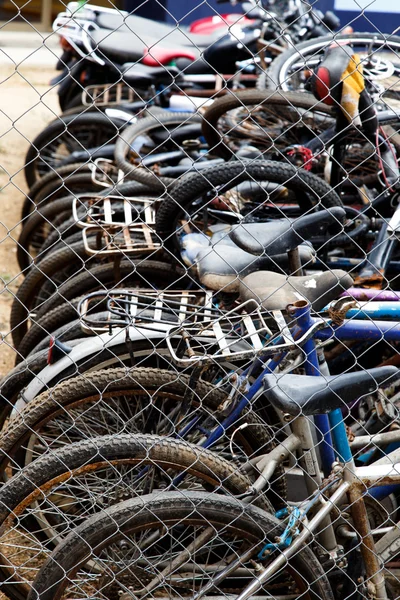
[233,456,399,600]
[199,304,400,464]
[193,302,400,600]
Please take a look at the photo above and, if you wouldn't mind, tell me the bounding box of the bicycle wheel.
[16,295,85,360]
[114,111,203,190]
[260,32,400,105]
[201,91,399,203]
[24,112,125,188]
[155,159,342,253]
[11,256,180,349]
[0,367,285,505]
[202,90,334,160]
[4,340,186,431]
[0,434,264,600]
[29,491,334,600]
[31,258,187,326]
[17,196,77,271]
[367,516,400,596]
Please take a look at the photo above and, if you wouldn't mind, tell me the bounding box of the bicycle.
[24,301,400,600]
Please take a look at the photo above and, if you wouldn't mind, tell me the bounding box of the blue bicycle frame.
[190,300,400,498]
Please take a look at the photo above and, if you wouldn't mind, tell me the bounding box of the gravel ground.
[0,63,59,377]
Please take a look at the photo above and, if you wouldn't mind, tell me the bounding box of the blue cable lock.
[258,507,302,560]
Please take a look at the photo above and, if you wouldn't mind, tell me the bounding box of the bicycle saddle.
[197,244,315,293]
[181,231,315,293]
[229,207,346,256]
[263,367,399,417]
[240,269,353,311]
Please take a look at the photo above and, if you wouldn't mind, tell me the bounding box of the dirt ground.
[0,64,59,377]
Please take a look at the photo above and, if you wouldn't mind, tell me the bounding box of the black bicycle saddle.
[229,207,346,257]
[264,367,399,416]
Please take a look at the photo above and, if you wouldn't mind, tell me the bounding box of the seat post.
[288,300,335,475]
[287,247,303,276]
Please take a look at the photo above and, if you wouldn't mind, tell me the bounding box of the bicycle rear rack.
[166,300,280,365]
[81,224,161,255]
[82,83,142,107]
[72,194,157,228]
[166,302,326,365]
[73,194,160,256]
[78,289,216,333]
[90,158,125,188]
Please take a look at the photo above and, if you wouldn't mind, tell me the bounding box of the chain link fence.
[1,1,400,599]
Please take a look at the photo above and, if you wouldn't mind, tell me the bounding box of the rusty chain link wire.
[1,1,400,599]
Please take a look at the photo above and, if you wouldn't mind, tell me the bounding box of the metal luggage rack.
[82,83,141,107]
[72,194,157,229]
[166,301,322,365]
[81,224,161,256]
[90,158,125,188]
[78,289,216,333]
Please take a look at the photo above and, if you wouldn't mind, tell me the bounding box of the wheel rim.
[276,37,400,108]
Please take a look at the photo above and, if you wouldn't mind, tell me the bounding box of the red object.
[60,36,73,51]
[143,47,196,66]
[47,336,55,365]
[314,66,334,105]
[189,14,254,34]
[287,146,314,171]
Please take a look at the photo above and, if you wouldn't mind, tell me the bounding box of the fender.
[22,325,173,403]
[104,107,138,123]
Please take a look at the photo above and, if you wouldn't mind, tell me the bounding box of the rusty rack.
[82,82,141,107]
[78,289,216,333]
[166,299,280,365]
[72,194,157,228]
[165,300,328,365]
[81,224,160,255]
[90,158,125,188]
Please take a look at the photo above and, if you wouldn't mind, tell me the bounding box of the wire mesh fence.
[1,1,400,599]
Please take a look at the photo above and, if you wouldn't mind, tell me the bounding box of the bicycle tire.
[22,162,93,218]
[114,110,202,190]
[259,32,400,93]
[16,295,85,361]
[29,491,333,600]
[0,367,285,502]
[4,340,178,429]
[202,90,333,160]
[0,434,264,600]
[32,259,186,325]
[11,256,182,349]
[24,112,125,188]
[156,159,342,253]
[11,241,97,347]
[17,196,78,271]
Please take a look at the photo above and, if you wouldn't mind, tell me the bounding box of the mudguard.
[22,325,173,403]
